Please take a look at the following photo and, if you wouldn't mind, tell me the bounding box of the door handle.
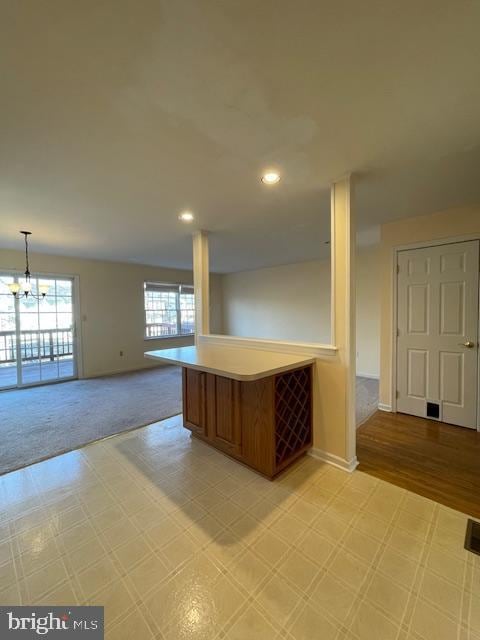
[459,341,476,348]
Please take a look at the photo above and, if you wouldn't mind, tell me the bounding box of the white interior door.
[397,240,479,429]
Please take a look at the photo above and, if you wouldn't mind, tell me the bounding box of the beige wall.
[0,248,205,378]
[215,247,380,377]
[379,205,480,408]
[355,247,381,377]
[219,260,331,344]
[209,269,224,335]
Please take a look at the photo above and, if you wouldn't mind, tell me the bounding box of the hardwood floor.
[357,410,480,518]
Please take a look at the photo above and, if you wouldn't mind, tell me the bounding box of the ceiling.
[1,0,480,273]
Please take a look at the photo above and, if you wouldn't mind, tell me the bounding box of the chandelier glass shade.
[8,231,49,299]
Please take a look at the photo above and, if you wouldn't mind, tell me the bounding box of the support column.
[311,175,357,469]
[331,175,356,464]
[192,230,210,341]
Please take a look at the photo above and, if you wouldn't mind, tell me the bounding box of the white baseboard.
[378,403,392,412]
[308,448,358,473]
[356,372,380,380]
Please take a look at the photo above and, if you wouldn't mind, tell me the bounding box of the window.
[144,282,195,339]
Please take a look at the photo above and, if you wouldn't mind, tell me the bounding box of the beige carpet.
[356,376,379,426]
[1,368,378,476]
[0,366,181,475]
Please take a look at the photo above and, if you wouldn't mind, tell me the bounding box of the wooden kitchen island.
[145,345,314,478]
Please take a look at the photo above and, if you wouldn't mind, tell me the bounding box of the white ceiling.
[1,1,480,273]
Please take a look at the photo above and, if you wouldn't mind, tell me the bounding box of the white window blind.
[144,282,195,338]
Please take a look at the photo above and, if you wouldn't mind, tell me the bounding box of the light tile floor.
[0,414,479,640]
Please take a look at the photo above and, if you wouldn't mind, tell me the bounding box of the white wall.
[209,273,224,335]
[355,247,381,377]
[0,248,215,378]
[216,247,380,376]
[219,260,331,344]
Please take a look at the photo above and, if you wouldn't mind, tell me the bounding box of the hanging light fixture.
[8,231,49,299]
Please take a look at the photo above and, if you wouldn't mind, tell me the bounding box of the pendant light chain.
[24,232,31,278]
[7,231,49,299]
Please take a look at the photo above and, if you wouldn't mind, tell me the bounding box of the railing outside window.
[0,329,73,365]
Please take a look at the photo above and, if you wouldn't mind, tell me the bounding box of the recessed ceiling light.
[178,211,195,222]
[261,171,280,185]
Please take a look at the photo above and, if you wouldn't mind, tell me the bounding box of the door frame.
[391,234,480,431]
[0,269,84,387]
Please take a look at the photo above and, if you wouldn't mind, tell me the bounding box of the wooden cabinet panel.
[183,368,206,435]
[214,376,235,442]
[240,377,275,477]
[206,374,242,456]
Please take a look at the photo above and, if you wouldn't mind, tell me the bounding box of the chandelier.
[8,231,49,299]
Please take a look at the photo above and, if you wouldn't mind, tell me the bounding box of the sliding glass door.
[0,273,77,389]
[0,275,18,388]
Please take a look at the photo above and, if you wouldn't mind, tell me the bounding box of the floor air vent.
[465,519,480,555]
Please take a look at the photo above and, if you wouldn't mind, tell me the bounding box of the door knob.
[460,341,476,348]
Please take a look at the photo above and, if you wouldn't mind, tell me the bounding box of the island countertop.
[145,345,315,381]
